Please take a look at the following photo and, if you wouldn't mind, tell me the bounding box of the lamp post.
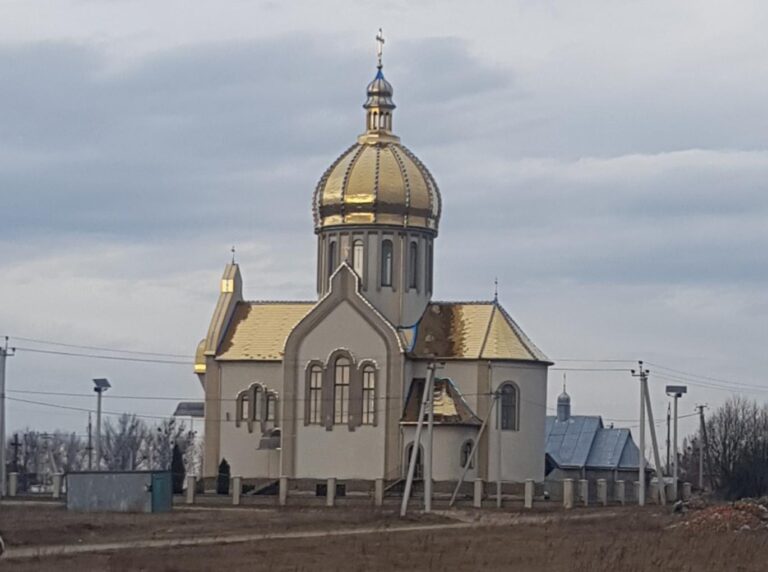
[665,385,687,501]
[93,378,111,470]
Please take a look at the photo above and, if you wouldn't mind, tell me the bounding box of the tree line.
[680,396,768,500]
[4,414,201,492]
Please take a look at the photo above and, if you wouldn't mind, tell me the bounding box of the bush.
[171,444,185,494]
[217,458,230,495]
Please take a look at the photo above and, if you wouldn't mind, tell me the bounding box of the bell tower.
[312,32,442,328]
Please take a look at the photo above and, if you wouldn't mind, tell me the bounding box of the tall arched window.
[362,365,376,425]
[352,239,364,278]
[500,383,519,431]
[408,241,418,290]
[381,239,393,287]
[252,386,262,421]
[265,392,277,422]
[308,365,323,425]
[334,357,351,424]
[328,241,337,278]
[238,393,250,423]
[460,440,475,469]
[426,242,434,293]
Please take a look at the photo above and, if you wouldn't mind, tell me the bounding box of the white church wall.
[488,362,548,482]
[218,361,283,478]
[295,299,388,479]
[403,425,478,481]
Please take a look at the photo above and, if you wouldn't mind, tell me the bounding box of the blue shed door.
[151,472,172,512]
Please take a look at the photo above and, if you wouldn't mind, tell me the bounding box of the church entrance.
[404,443,423,480]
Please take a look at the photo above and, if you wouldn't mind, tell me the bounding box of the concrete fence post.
[649,481,660,505]
[232,476,242,505]
[374,478,384,507]
[633,481,641,505]
[473,479,483,508]
[682,482,692,501]
[524,479,534,509]
[615,480,625,505]
[597,479,607,506]
[326,478,336,507]
[665,482,676,503]
[563,479,574,509]
[8,472,18,497]
[186,475,196,505]
[579,479,589,506]
[52,473,63,499]
[279,476,288,506]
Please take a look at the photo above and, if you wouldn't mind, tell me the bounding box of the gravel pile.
[686,498,768,532]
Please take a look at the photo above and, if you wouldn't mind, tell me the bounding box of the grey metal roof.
[173,401,204,418]
[545,415,642,470]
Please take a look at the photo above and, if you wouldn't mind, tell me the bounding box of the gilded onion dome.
[313,66,442,234]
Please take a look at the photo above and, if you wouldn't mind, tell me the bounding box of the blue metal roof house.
[544,388,644,480]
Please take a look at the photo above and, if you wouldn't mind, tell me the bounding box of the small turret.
[557,384,571,422]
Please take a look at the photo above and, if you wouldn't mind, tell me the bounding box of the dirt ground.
[2,502,768,571]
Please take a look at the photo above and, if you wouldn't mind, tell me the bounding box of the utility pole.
[424,371,436,513]
[93,378,111,471]
[666,403,671,475]
[631,362,647,506]
[666,385,686,500]
[11,433,20,473]
[401,363,436,517]
[87,413,93,470]
[641,372,666,505]
[0,336,16,497]
[697,404,708,490]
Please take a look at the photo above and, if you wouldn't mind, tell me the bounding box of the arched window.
[352,239,365,278]
[408,241,418,290]
[238,393,250,422]
[252,386,262,421]
[460,440,475,469]
[265,392,277,422]
[500,383,519,431]
[334,357,351,424]
[381,239,393,287]
[362,365,376,425]
[328,241,337,277]
[426,242,434,293]
[308,365,323,425]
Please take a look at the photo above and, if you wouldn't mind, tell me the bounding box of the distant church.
[193,42,552,488]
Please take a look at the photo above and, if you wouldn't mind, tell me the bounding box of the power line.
[13,347,189,365]
[9,335,194,359]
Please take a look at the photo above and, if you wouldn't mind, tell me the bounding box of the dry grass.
[2,503,767,571]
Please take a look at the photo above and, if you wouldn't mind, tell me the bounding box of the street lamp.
[665,385,687,500]
[93,378,111,471]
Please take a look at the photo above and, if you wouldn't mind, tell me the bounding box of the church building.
[194,43,552,490]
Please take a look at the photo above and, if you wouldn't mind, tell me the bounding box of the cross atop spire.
[231,245,236,265]
[376,28,385,69]
[493,276,499,303]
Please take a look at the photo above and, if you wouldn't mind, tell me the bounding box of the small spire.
[376,28,385,70]
[231,245,236,265]
[563,372,567,393]
[493,277,499,303]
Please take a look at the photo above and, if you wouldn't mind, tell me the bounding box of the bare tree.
[143,418,192,470]
[47,431,84,473]
[700,397,768,499]
[102,414,148,471]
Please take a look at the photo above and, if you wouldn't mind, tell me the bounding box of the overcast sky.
[1,0,767,447]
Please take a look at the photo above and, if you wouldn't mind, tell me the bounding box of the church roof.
[544,415,641,470]
[410,302,550,362]
[401,378,481,426]
[209,300,548,363]
[216,301,314,361]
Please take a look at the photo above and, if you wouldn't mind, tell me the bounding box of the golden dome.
[313,67,441,234]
